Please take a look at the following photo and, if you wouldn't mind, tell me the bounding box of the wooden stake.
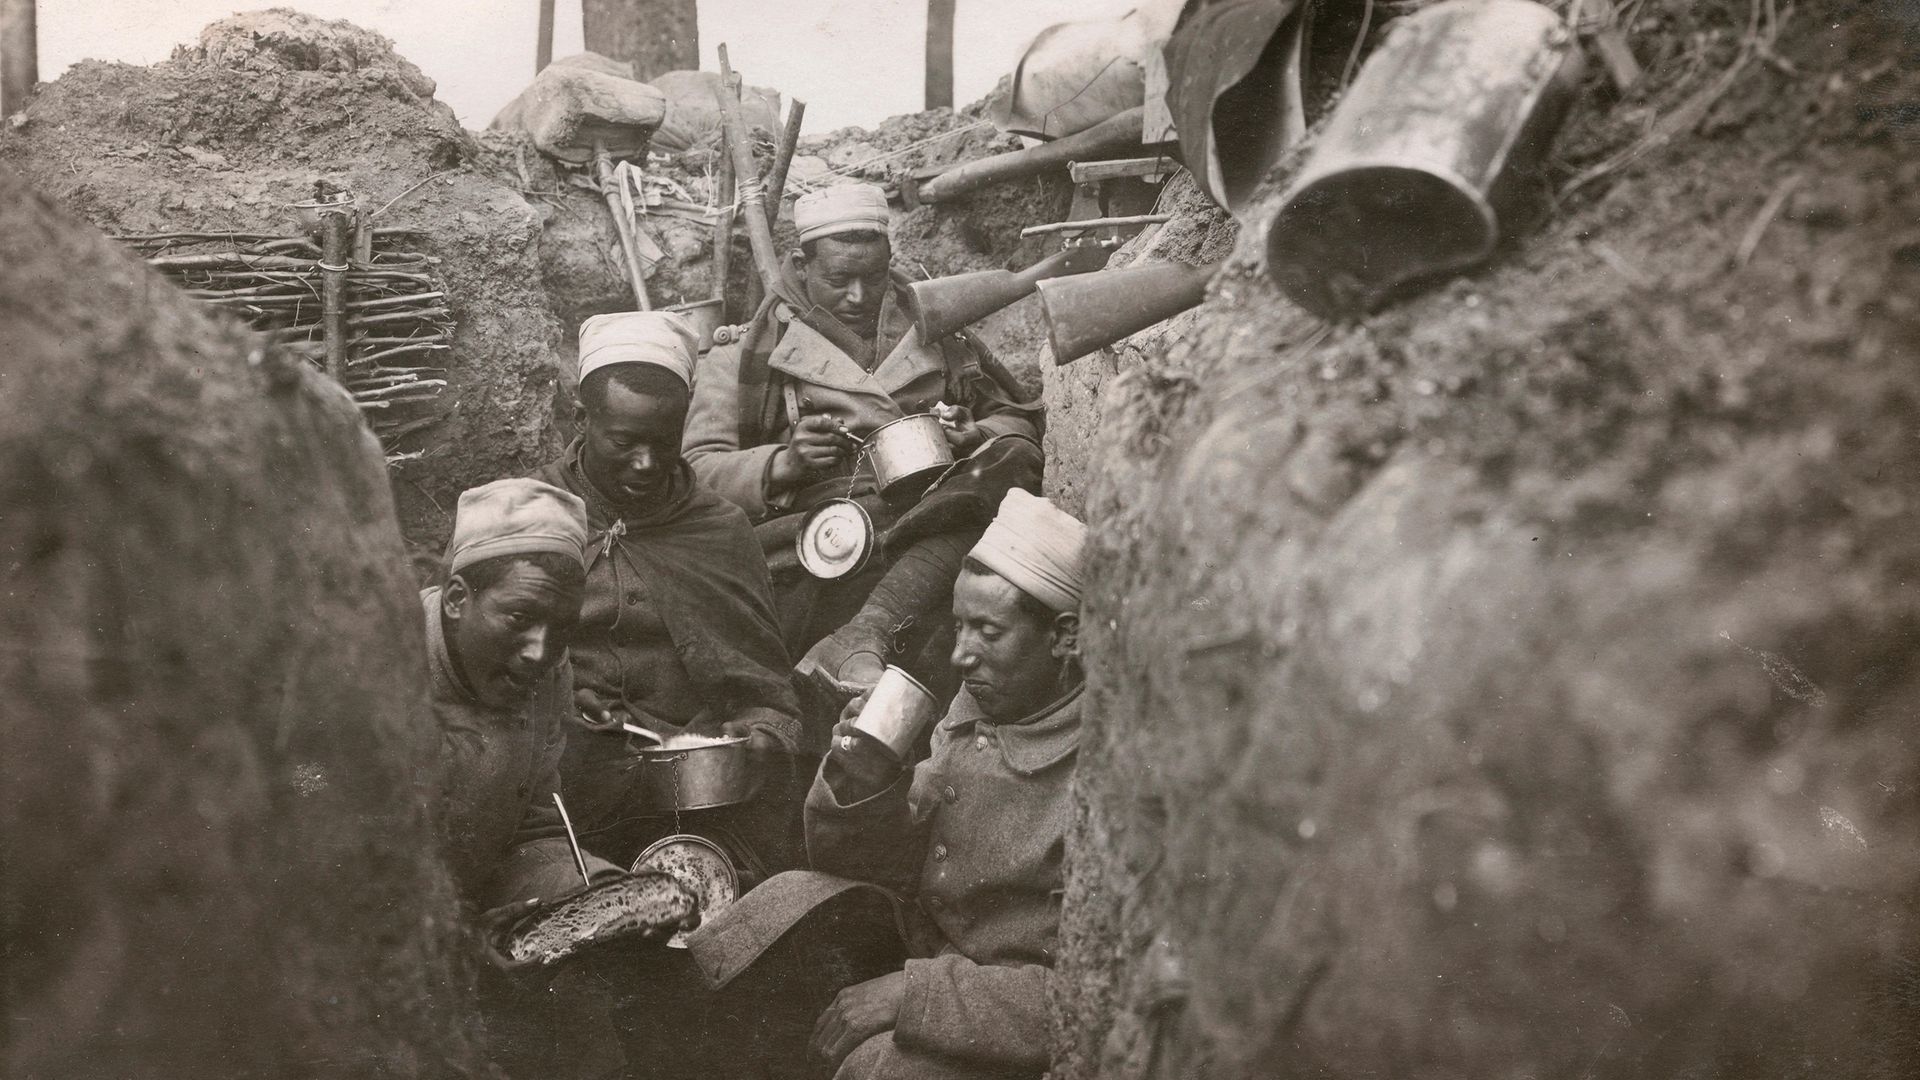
[764,99,807,229]
[319,208,353,382]
[712,88,737,307]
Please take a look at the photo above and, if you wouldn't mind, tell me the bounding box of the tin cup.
[851,666,941,760]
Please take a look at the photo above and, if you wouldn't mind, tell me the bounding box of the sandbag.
[489,56,667,164]
[649,69,783,153]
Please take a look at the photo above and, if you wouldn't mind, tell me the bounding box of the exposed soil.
[1046,0,1920,1075]
[0,168,481,1079]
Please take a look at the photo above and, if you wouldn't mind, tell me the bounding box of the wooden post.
[1,0,38,117]
[925,0,955,110]
[319,208,353,383]
[764,99,807,229]
[536,0,555,72]
[712,107,735,307]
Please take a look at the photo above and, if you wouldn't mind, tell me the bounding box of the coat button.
[942,784,957,802]
[932,843,948,861]
[625,590,641,605]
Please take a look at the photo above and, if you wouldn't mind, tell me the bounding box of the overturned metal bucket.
[1263,0,1584,320]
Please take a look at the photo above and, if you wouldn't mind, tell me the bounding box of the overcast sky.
[32,0,1138,132]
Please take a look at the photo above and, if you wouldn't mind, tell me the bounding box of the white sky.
[32,0,1138,132]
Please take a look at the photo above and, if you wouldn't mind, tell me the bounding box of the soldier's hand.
[572,688,628,733]
[721,719,787,763]
[934,403,986,454]
[812,970,907,1068]
[787,414,856,471]
[479,896,543,972]
[838,693,870,728]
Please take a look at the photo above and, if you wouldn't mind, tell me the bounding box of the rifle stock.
[915,107,1145,204]
[1037,260,1219,364]
[906,243,1113,341]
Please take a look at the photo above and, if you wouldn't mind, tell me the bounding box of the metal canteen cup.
[666,298,727,354]
[851,666,941,760]
[1263,0,1585,320]
[865,414,955,500]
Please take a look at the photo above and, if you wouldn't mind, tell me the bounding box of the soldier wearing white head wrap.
[693,494,1088,1080]
[683,175,1047,709]
[792,183,893,245]
[966,488,1088,613]
[577,309,698,388]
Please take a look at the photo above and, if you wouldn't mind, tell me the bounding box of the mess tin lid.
[796,498,875,580]
[633,834,739,950]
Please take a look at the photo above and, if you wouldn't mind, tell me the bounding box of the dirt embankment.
[0,168,480,1079]
[0,10,570,570]
[1046,0,1920,1076]
[1,15,1060,563]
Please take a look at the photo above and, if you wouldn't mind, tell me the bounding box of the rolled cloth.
[579,310,698,387]
[793,183,891,245]
[447,478,590,574]
[968,489,1087,613]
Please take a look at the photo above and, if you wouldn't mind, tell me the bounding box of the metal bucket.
[633,834,740,950]
[667,298,727,354]
[865,414,955,500]
[633,735,755,812]
[850,666,941,760]
[1263,0,1584,319]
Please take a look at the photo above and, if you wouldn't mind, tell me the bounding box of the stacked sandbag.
[489,52,668,164]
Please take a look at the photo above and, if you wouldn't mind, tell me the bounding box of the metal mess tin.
[666,298,727,354]
[796,497,876,580]
[632,733,755,812]
[1263,0,1585,319]
[865,414,955,500]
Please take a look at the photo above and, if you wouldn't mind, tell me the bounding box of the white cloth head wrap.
[793,183,891,245]
[447,478,589,574]
[578,310,697,387]
[969,489,1088,613]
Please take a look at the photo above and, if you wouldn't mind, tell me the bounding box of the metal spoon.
[620,722,665,747]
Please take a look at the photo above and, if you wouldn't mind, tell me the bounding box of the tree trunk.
[582,0,698,82]
[1,0,37,116]
[536,0,555,71]
[925,0,955,109]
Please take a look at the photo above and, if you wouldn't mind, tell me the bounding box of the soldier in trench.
[528,310,807,875]
[423,477,652,1080]
[683,182,1046,708]
[689,489,1089,1080]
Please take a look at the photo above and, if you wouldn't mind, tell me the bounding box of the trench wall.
[0,170,481,1078]
[1043,0,1920,1075]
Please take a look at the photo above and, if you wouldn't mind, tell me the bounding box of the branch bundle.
[117,230,456,456]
